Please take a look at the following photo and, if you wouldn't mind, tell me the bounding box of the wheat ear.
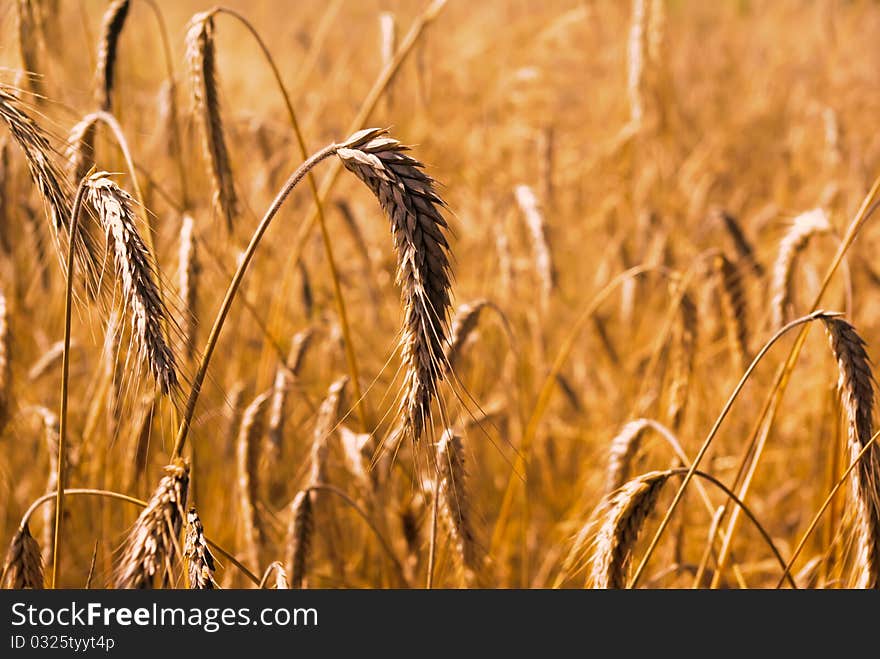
[178,214,199,361]
[713,253,750,371]
[186,11,238,231]
[667,285,697,429]
[114,459,189,588]
[94,0,131,112]
[237,390,271,570]
[285,490,313,589]
[184,508,216,589]
[771,209,832,329]
[514,184,555,309]
[590,470,670,588]
[2,523,44,589]
[822,317,880,588]
[437,429,481,584]
[84,172,178,393]
[713,208,764,278]
[337,128,452,442]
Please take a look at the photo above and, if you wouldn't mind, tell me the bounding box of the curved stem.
[51,179,88,589]
[775,429,880,588]
[213,6,368,430]
[16,488,260,587]
[628,311,837,588]
[171,143,339,460]
[306,484,407,586]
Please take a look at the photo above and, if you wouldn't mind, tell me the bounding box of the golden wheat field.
[1,0,880,591]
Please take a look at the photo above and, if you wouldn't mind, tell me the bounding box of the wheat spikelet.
[771,209,832,329]
[437,429,481,583]
[605,419,652,494]
[712,208,764,278]
[627,0,647,126]
[94,0,130,112]
[309,376,349,487]
[0,288,8,435]
[285,490,313,589]
[514,184,555,309]
[184,508,216,589]
[337,128,452,442]
[64,114,99,187]
[114,459,189,589]
[237,390,271,570]
[445,299,491,371]
[266,328,315,461]
[0,87,68,233]
[186,12,238,232]
[713,253,750,371]
[590,470,670,588]
[85,172,179,393]
[2,523,44,589]
[178,214,199,361]
[667,286,696,429]
[821,317,880,588]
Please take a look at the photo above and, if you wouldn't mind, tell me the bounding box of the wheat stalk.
[114,459,189,589]
[186,11,238,232]
[771,209,832,329]
[84,172,178,393]
[337,128,452,442]
[822,317,880,588]
[184,507,216,589]
[94,0,131,112]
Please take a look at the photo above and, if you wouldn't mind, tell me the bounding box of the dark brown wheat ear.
[337,128,453,444]
[94,0,131,113]
[822,317,880,588]
[186,11,238,232]
[114,459,189,589]
[2,523,44,589]
[285,490,313,589]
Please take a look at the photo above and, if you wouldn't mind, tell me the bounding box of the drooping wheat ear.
[16,0,44,98]
[184,508,216,589]
[2,523,44,589]
[115,459,189,589]
[605,419,652,494]
[437,429,482,583]
[186,11,238,232]
[514,184,555,309]
[267,328,315,460]
[285,490,313,589]
[667,286,696,429]
[821,317,880,589]
[237,390,271,571]
[445,299,491,371]
[64,114,99,187]
[0,87,68,232]
[590,470,671,589]
[627,0,647,126]
[0,288,8,435]
[84,172,179,393]
[713,253,750,371]
[178,214,199,361]
[771,209,832,330]
[35,406,61,563]
[339,425,375,492]
[712,208,764,278]
[337,128,452,443]
[309,376,349,488]
[379,12,398,111]
[94,0,130,112]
